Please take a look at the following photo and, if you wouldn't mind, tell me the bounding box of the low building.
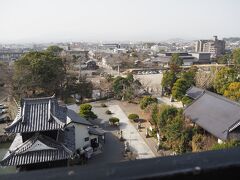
[184,86,240,142]
[155,52,211,66]
[0,51,24,62]
[190,53,211,64]
[0,96,104,170]
[66,109,104,152]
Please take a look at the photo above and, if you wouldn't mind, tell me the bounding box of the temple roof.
[184,87,240,140]
[0,134,72,167]
[5,96,67,133]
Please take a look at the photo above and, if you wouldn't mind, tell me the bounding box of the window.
[84,137,89,142]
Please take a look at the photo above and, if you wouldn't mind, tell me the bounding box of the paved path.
[157,96,183,108]
[109,105,155,159]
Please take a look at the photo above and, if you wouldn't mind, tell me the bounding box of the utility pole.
[78,57,81,82]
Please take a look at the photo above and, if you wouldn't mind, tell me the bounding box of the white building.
[66,109,105,154]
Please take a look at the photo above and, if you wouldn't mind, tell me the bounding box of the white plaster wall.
[74,123,90,149]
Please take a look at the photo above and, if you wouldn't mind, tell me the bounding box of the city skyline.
[1,0,240,43]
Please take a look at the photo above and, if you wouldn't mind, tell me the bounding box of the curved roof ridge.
[184,90,206,111]
[5,115,23,132]
[1,135,39,162]
[23,94,55,101]
[61,143,73,155]
[51,113,65,126]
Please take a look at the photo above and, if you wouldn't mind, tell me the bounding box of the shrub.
[109,117,120,125]
[79,104,97,120]
[192,134,207,152]
[128,114,139,121]
[105,110,112,114]
[211,140,240,150]
[101,103,107,107]
[181,96,193,106]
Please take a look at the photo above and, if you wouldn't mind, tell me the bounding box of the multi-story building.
[195,36,225,58]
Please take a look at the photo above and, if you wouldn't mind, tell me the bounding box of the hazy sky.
[0,0,239,43]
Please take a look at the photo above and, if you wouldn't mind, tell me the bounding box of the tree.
[181,68,196,87]
[164,113,191,153]
[172,78,190,101]
[112,76,129,99]
[156,106,193,154]
[169,54,183,72]
[216,54,232,64]
[63,75,93,101]
[161,70,177,95]
[158,105,178,129]
[126,73,134,83]
[14,51,65,97]
[233,48,240,65]
[213,67,238,94]
[140,96,158,110]
[46,46,63,55]
[224,82,240,102]
[151,104,159,127]
[112,73,141,101]
[79,104,97,120]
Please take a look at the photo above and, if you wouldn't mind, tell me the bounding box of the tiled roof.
[5,96,67,133]
[0,134,72,167]
[89,127,105,136]
[67,109,92,126]
[184,88,240,140]
[186,86,205,100]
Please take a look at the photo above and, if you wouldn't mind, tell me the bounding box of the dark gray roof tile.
[186,86,205,100]
[184,88,240,140]
[5,96,67,133]
[0,134,72,167]
[67,109,92,126]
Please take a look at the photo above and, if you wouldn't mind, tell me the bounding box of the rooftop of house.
[186,86,205,100]
[88,127,104,136]
[5,95,67,133]
[184,87,240,140]
[0,133,72,167]
[67,109,93,126]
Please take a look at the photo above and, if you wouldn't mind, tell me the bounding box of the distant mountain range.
[165,38,193,43]
[223,37,240,42]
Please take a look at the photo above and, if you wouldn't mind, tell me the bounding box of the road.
[109,105,155,159]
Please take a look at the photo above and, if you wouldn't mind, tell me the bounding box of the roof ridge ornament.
[21,101,26,124]
[48,99,51,121]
